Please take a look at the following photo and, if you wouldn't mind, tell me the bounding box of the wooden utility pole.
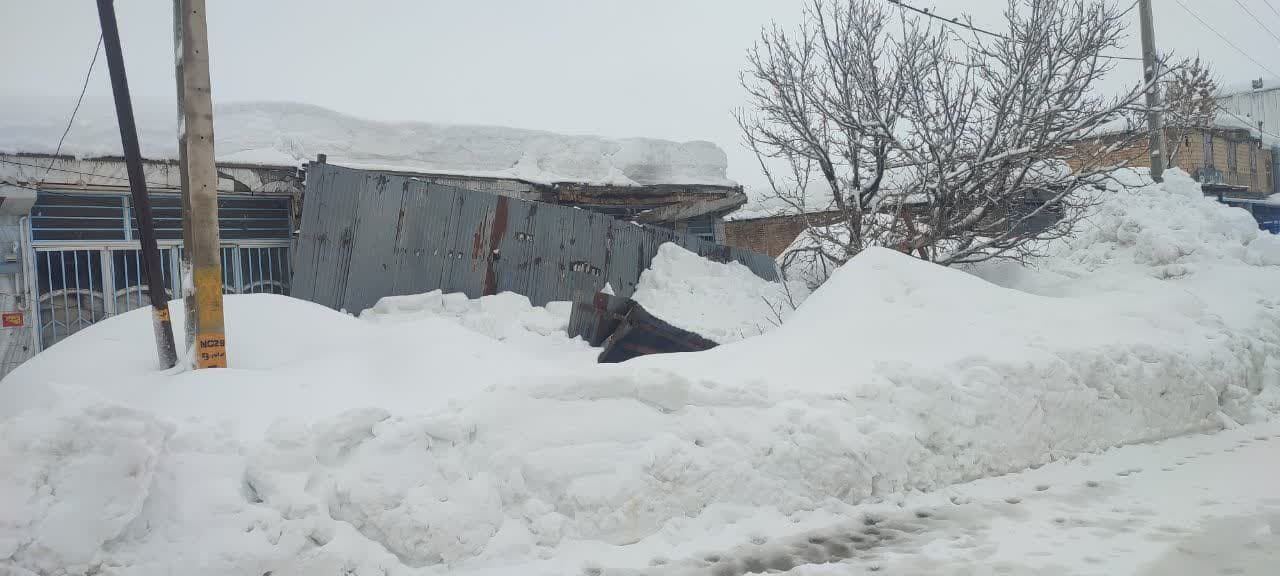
[96,0,178,369]
[174,0,227,368]
[1139,0,1166,183]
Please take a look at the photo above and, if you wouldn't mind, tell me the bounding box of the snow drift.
[631,243,794,343]
[1,170,1278,575]
[0,97,734,187]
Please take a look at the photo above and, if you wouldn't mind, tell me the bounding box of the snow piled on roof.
[1218,76,1280,98]
[0,97,735,187]
[1,166,1279,574]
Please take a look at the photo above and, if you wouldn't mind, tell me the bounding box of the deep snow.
[0,97,735,187]
[1,170,1279,575]
[631,243,796,343]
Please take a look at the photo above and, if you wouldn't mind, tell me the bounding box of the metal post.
[175,0,227,368]
[1139,0,1165,183]
[95,0,178,369]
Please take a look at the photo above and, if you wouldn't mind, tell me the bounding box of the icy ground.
[0,97,734,187]
[1,170,1279,575]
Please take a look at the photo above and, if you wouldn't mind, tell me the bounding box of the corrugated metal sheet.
[292,163,779,313]
[1218,91,1280,195]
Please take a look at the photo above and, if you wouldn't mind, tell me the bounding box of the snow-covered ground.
[644,420,1280,576]
[0,97,734,187]
[1,170,1278,575]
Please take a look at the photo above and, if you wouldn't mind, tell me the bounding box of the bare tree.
[738,0,1170,285]
[1162,57,1218,169]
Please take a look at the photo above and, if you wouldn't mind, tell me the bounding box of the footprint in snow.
[1035,484,1050,492]
[1005,496,1023,504]
[1086,480,1101,488]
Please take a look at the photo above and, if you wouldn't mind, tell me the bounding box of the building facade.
[0,153,301,375]
[1070,125,1275,196]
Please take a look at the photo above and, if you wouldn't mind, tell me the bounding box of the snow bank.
[0,97,734,187]
[360,290,592,361]
[631,243,792,343]
[970,168,1280,416]
[1,169,1278,575]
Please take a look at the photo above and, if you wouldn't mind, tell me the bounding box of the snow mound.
[360,290,592,360]
[0,405,171,574]
[972,168,1280,411]
[588,246,1247,517]
[632,243,791,342]
[0,97,734,187]
[1,169,1278,575]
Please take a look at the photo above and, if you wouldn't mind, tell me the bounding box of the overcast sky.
[3,0,1278,189]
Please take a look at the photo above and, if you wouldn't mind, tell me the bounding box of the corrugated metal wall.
[292,163,779,313]
[1218,89,1280,194]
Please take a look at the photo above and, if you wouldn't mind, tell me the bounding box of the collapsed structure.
[0,100,768,373]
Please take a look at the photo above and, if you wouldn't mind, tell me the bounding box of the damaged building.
[336,159,748,244]
[0,100,772,374]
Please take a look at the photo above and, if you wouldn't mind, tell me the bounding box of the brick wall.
[724,212,844,257]
[1075,128,1273,196]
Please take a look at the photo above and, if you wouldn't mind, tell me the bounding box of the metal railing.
[32,242,289,350]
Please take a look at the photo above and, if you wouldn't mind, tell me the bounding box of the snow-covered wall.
[0,97,735,187]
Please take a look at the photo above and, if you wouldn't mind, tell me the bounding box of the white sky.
[2,0,1278,189]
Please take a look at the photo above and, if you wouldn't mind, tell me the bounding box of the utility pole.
[96,0,178,369]
[174,0,227,368]
[1139,0,1165,183]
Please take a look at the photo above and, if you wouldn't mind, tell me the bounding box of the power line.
[1263,0,1280,22]
[1230,0,1280,45]
[44,35,104,182]
[883,0,1144,61]
[1174,0,1280,79]
[1215,104,1280,141]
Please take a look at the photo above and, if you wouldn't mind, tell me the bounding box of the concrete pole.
[96,0,178,369]
[1139,0,1166,183]
[174,0,227,368]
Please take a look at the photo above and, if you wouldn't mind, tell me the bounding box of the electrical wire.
[44,35,104,182]
[1174,0,1280,80]
[1264,0,1280,21]
[882,0,1144,61]
[1230,0,1280,45]
[1215,103,1280,141]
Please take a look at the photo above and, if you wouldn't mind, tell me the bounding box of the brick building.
[1074,121,1275,197]
[724,211,843,257]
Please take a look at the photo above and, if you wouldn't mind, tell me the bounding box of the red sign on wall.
[2,312,24,328]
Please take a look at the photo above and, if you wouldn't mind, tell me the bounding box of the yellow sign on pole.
[175,0,227,368]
